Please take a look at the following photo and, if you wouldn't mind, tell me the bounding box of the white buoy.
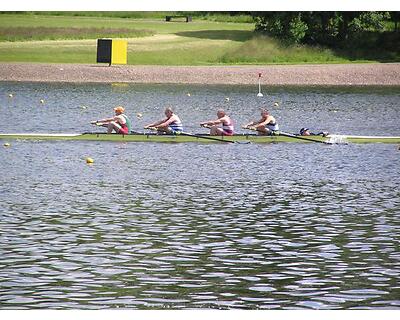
[257,72,263,97]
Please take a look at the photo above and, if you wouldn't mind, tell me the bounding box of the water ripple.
[1,84,399,309]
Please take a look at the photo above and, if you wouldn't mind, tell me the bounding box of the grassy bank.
[0,13,397,65]
[0,14,252,35]
[2,11,255,23]
[221,36,349,64]
[0,27,153,42]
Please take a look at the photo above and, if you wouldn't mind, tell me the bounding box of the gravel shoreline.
[1,62,399,86]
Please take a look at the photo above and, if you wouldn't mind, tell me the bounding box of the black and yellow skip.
[96,39,127,65]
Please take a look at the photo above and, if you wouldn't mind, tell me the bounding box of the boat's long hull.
[0,133,399,144]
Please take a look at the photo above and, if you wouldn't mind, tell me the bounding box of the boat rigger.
[0,132,400,144]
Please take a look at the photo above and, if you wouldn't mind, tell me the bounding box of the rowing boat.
[0,132,399,143]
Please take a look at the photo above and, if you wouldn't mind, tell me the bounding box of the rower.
[299,128,329,137]
[200,109,234,136]
[144,107,183,134]
[243,109,279,135]
[91,106,132,134]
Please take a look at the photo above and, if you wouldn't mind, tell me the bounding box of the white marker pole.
[257,72,263,97]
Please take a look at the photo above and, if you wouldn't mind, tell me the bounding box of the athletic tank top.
[222,117,234,134]
[266,122,279,131]
[169,116,183,131]
[121,114,132,133]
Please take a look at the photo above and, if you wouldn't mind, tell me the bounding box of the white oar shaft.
[257,73,263,97]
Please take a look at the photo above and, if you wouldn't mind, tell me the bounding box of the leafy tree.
[349,11,390,33]
[254,11,393,46]
[391,12,400,31]
[254,12,308,44]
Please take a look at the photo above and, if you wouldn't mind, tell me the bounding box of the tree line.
[252,12,399,49]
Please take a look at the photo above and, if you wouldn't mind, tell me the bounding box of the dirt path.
[1,62,399,85]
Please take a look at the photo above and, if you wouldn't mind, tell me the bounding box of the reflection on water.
[0,83,399,309]
[1,142,399,309]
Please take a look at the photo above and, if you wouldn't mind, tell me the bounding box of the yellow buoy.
[4,142,11,147]
[85,157,94,164]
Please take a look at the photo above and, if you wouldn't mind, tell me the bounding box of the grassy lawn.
[0,13,395,65]
[0,14,252,36]
[0,14,255,65]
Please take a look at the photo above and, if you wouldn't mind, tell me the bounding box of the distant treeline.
[253,12,399,46]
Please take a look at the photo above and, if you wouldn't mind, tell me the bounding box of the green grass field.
[0,13,396,65]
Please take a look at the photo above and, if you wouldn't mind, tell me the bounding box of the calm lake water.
[0,82,399,309]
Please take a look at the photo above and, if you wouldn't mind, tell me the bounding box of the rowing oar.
[242,126,332,144]
[145,127,246,144]
[279,131,333,144]
[90,121,141,134]
[91,120,107,127]
[198,124,250,144]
